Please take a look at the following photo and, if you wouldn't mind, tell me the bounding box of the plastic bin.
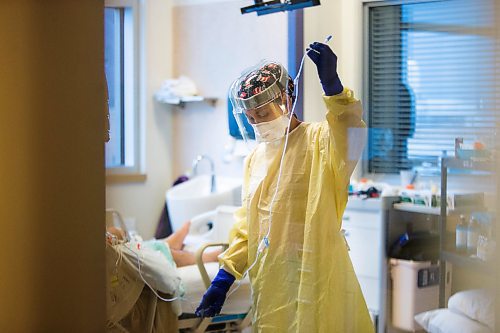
[390,259,439,332]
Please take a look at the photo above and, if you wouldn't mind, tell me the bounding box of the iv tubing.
[227,35,333,297]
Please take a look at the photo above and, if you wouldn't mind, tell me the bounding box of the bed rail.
[195,243,229,288]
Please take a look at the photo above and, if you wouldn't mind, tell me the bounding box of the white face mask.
[251,115,290,143]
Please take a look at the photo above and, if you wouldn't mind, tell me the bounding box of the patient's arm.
[170,248,221,268]
[170,249,196,267]
[106,223,220,267]
[106,220,190,250]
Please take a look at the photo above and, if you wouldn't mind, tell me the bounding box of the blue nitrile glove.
[195,269,235,317]
[307,42,344,96]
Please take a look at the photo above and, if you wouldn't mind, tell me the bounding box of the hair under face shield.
[229,61,294,142]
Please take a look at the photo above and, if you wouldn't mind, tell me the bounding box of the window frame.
[361,0,494,176]
[105,0,142,176]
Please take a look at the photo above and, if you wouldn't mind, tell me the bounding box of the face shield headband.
[230,62,295,113]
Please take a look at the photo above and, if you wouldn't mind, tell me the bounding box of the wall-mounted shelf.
[393,203,485,216]
[441,249,495,275]
[156,96,217,108]
[393,203,441,215]
[443,158,495,173]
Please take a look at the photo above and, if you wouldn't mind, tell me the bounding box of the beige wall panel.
[171,1,287,178]
[0,1,105,331]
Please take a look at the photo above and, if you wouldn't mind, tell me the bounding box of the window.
[105,0,140,172]
[364,0,497,174]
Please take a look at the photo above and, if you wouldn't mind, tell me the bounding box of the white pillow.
[415,309,492,333]
[448,289,495,330]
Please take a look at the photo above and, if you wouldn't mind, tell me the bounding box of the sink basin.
[166,175,242,231]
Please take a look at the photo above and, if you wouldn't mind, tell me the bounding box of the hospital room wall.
[169,0,363,182]
[0,1,105,331]
[303,0,363,123]
[105,0,287,239]
[303,0,365,179]
[171,0,287,178]
[106,0,176,239]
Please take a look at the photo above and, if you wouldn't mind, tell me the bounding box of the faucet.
[192,155,216,193]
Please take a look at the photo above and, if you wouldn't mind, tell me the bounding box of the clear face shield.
[229,61,295,144]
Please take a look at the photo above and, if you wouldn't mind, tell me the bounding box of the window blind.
[367,0,498,174]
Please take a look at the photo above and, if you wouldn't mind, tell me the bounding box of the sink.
[166,175,242,231]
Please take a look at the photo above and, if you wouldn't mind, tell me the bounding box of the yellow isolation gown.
[219,88,374,332]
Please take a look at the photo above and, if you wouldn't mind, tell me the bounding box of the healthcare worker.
[196,42,374,332]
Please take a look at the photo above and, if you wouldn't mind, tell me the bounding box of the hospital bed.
[177,242,252,333]
[105,208,252,333]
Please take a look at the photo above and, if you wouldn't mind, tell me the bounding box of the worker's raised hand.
[307,42,343,96]
[195,269,235,317]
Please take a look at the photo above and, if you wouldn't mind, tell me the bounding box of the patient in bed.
[107,221,221,267]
